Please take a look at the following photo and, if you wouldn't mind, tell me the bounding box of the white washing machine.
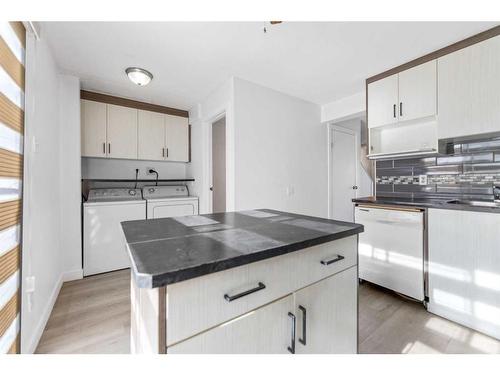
[143,185,199,219]
[83,188,146,276]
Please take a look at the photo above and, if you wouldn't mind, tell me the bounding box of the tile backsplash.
[376,137,500,200]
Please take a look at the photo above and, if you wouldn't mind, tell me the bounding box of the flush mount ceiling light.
[125,67,153,86]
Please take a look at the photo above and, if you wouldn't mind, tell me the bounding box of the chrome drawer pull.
[320,254,345,266]
[224,282,266,302]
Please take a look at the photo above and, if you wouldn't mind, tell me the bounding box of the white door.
[438,35,500,140]
[138,110,165,161]
[83,202,145,276]
[367,73,399,128]
[81,100,107,157]
[167,295,294,354]
[165,114,189,162]
[330,127,357,222]
[398,60,437,123]
[211,117,226,213]
[106,104,138,159]
[294,267,358,354]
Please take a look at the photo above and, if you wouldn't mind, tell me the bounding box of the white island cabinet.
[428,208,500,340]
[130,236,359,354]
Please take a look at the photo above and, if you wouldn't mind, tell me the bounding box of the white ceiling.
[42,22,497,110]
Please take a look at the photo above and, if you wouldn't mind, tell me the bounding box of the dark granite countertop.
[121,209,363,288]
[353,196,500,214]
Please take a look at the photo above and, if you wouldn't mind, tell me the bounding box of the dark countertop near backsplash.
[353,196,500,214]
[121,209,364,288]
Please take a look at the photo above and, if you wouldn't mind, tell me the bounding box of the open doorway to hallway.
[211,116,226,213]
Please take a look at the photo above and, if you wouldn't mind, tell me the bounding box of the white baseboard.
[22,274,63,354]
[62,269,83,282]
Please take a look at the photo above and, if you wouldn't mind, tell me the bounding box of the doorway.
[329,125,358,221]
[211,116,226,213]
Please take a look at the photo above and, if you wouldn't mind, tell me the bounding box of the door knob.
[209,187,213,191]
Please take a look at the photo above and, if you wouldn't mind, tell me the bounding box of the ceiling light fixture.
[125,67,153,86]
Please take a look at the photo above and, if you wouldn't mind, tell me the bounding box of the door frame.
[328,124,359,220]
[207,111,227,214]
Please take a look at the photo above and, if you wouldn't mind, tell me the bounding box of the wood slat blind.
[0,21,25,355]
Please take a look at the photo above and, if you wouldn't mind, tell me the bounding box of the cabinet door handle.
[399,102,403,117]
[298,305,307,346]
[393,104,396,118]
[108,143,111,154]
[224,282,266,302]
[287,312,296,354]
[102,142,106,155]
[166,148,169,158]
[320,254,345,265]
[162,148,165,157]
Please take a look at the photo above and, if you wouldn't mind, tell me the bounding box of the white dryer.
[142,185,199,219]
[83,188,146,276]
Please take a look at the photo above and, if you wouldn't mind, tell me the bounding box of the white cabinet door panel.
[167,295,294,354]
[428,208,500,340]
[107,104,138,159]
[165,114,189,162]
[295,266,358,354]
[368,74,398,128]
[81,100,107,157]
[398,60,437,122]
[438,35,500,140]
[138,110,165,161]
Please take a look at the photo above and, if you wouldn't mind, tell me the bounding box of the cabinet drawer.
[166,235,357,346]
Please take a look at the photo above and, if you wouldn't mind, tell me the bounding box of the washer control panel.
[87,188,143,202]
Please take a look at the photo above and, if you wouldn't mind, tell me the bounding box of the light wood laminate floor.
[36,270,500,354]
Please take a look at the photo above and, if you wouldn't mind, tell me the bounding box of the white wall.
[22,32,64,353]
[232,78,327,217]
[81,158,187,180]
[321,91,365,123]
[59,75,82,281]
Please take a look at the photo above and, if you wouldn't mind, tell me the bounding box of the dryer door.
[148,200,199,219]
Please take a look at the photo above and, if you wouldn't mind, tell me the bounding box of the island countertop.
[121,209,364,288]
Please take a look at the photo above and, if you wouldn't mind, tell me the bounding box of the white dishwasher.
[355,205,425,301]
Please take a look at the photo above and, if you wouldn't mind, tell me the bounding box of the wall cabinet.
[81,100,107,157]
[368,60,436,129]
[107,104,138,159]
[428,208,500,340]
[367,60,437,158]
[437,35,500,140]
[138,110,165,161]
[82,99,190,162]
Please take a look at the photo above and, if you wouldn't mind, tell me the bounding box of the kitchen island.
[121,209,364,354]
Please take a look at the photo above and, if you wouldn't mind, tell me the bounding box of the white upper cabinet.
[106,104,138,160]
[138,110,165,161]
[398,60,437,123]
[165,114,189,162]
[81,98,190,162]
[438,35,500,140]
[367,73,398,128]
[81,100,107,157]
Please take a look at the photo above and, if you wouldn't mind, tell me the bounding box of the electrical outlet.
[419,175,428,185]
[25,276,35,293]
